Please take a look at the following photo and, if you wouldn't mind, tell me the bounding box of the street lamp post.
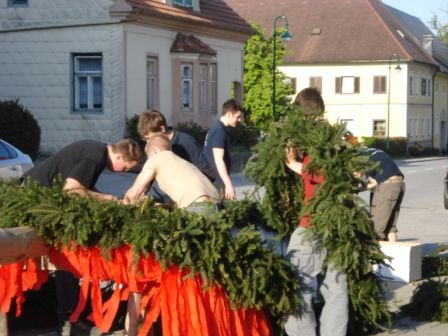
[386,52,401,151]
[272,15,292,121]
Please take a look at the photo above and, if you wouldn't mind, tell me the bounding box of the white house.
[225,0,448,152]
[0,0,253,153]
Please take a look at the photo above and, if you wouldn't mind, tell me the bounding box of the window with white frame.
[199,64,207,111]
[73,54,103,111]
[341,119,355,133]
[181,63,193,111]
[420,118,424,136]
[373,76,386,94]
[209,63,217,113]
[7,0,28,7]
[146,56,158,110]
[373,120,386,136]
[408,118,413,137]
[410,75,414,95]
[414,117,418,136]
[173,0,193,8]
[335,76,360,94]
[427,117,432,136]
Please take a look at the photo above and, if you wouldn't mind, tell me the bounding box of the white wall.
[0,24,124,153]
[279,63,409,138]
[0,0,112,29]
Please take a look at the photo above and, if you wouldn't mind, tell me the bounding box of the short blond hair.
[145,133,171,154]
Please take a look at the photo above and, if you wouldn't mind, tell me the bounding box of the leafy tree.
[243,23,293,132]
[430,10,448,46]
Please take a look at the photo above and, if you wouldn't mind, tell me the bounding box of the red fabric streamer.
[0,245,271,335]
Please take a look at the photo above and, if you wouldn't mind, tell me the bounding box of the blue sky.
[383,0,447,28]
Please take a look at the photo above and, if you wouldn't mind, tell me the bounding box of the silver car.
[0,139,34,181]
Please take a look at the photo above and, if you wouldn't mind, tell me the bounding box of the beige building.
[225,0,448,152]
[0,0,253,153]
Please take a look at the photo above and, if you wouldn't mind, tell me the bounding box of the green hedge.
[126,115,259,153]
[0,99,41,160]
[361,137,407,157]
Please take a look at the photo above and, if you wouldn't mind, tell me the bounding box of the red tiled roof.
[170,32,217,55]
[126,0,254,35]
[223,0,442,67]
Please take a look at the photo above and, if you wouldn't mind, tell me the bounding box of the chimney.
[422,35,434,56]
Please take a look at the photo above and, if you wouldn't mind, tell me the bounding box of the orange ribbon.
[0,245,271,335]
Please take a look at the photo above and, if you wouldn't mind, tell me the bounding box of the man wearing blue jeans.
[283,88,348,336]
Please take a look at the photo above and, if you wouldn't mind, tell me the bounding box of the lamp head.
[280,30,293,42]
[395,64,402,72]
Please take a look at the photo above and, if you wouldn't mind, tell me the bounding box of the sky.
[382,0,447,29]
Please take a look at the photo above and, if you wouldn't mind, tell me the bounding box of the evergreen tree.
[243,23,293,132]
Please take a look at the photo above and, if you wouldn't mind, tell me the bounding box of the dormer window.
[174,0,193,8]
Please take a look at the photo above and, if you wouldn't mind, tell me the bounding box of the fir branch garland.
[0,180,301,326]
[245,108,391,334]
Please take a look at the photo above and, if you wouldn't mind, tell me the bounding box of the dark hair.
[137,110,167,137]
[221,98,243,116]
[293,87,325,116]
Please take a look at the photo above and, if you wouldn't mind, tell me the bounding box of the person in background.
[344,132,404,242]
[137,110,215,181]
[123,134,220,212]
[284,87,348,336]
[203,99,243,200]
[23,139,142,336]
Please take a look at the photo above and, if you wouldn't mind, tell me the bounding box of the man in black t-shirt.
[24,139,142,200]
[23,139,142,335]
[203,99,243,200]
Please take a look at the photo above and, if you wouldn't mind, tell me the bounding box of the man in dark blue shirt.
[363,147,405,241]
[203,99,243,200]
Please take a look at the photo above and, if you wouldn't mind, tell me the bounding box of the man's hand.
[224,183,236,200]
[366,177,378,190]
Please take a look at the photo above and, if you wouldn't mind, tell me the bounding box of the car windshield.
[0,141,18,160]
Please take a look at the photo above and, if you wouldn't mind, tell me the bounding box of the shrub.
[361,137,407,157]
[0,99,41,160]
[125,114,146,151]
[228,123,259,151]
[176,121,208,145]
[408,142,423,157]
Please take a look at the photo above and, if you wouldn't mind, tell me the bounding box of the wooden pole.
[0,227,49,265]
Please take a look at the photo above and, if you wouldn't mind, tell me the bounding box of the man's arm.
[212,147,235,200]
[123,163,156,204]
[64,178,117,201]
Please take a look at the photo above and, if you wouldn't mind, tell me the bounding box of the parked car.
[444,169,448,209]
[0,139,34,182]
